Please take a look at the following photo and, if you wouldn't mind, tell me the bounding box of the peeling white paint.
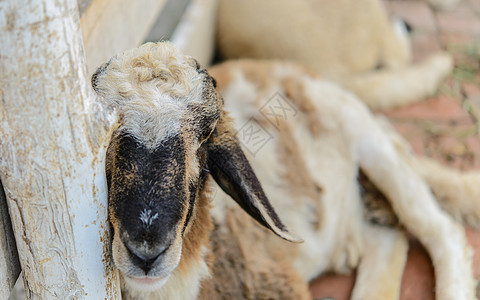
[0,0,121,298]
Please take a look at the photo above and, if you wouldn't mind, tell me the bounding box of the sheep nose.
[125,244,169,274]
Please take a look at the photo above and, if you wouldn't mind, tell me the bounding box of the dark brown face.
[92,42,300,292]
[108,133,194,269]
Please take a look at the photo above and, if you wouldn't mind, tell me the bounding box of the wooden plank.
[77,0,93,15]
[80,0,167,74]
[170,0,218,66]
[0,0,121,297]
[145,0,191,42]
[0,180,20,299]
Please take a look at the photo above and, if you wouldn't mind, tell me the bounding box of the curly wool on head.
[92,42,213,149]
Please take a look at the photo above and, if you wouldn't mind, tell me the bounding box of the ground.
[309,0,480,298]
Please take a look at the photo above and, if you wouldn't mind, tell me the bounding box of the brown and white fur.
[92,42,479,299]
[216,0,454,110]
[209,59,479,299]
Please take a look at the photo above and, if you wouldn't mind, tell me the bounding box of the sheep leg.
[304,74,474,298]
[351,225,408,300]
[355,120,475,299]
[408,156,480,228]
[341,52,453,110]
[376,115,480,228]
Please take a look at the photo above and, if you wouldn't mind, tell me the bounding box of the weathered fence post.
[0,0,121,298]
[0,180,20,299]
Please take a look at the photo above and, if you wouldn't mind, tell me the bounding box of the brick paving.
[310,0,480,298]
[383,0,480,171]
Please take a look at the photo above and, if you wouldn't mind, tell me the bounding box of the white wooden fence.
[0,0,217,298]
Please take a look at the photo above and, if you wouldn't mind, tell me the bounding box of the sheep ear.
[207,120,303,243]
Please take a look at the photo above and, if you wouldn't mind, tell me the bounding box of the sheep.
[91,42,480,299]
[208,59,480,299]
[216,0,454,110]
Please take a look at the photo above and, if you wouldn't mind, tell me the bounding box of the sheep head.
[91,42,301,291]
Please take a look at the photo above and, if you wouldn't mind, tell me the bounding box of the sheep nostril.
[125,244,170,274]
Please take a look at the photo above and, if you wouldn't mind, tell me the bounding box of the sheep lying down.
[92,42,480,300]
